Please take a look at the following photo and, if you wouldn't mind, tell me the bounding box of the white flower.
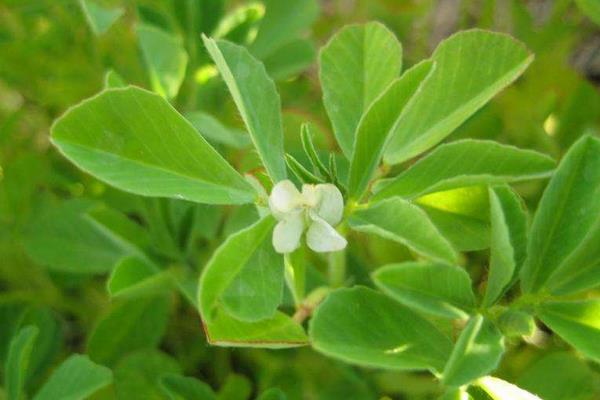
[269,180,347,254]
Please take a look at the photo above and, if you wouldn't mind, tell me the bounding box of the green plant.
[3,1,600,398]
[44,16,600,399]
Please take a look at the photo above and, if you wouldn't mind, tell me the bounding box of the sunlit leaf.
[199,216,283,323]
[384,30,533,164]
[309,287,452,372]
[349,198,458,264]
[373,262,475,319]
[203,36,287,182]
[320,22,402,157]
[349,60,435,199]
[521,135,600,294]
[51,87,255,205]
[537,299,600,362]
[374,140,554,201]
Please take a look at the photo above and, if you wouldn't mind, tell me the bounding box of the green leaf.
[249,0,318,60]
[576,0,600,26]
[285,154,324,184]
[199,216,283,323]
[384,30,533,164]
[202,309,307,348]
[421,205,490,251]
[520,135,600,294]
[33,355,112,400]
[24,200,136,274]
[184,111,251,149]
[104,69,127,88]
[348,60,435,199]
[442,315,505,387]
[262,39,316,80]
[16,308,63,384]
[374,140,554,201]
[107,257,171,298]
[348,198,458,264]
[483,186,528,307]
[517,352,598,400]
[473,376,542,400]
[87,295,170,366]
[137,24,188,99]
[4,326,38,400]
[496,310,535,338]
[320,22,402,157]
[160,374,216,400]
[300,123,330,179]
[416,186,490,252]
[537,299,600,362]
[203,36,287,182]
[114,350,181,400]
[87,205,153,260]
[372,262,475,319]
[51,87,254,205]
[309,287,452,372]
[78,0,124,35]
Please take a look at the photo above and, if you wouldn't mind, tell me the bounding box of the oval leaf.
[309,286,452,372]
[372,262,475,319]
[51,87,254,205]
[33,355,112,400]
[349,60,435,199]
[375,140,554,201]
[198,216,284,323]
[384,30,533,164]
[137,24,188,99]
[537,299,600,362]
[483,185,528,307]
[520,135,600,294]
[348,198,458,264]
[203,36,287,182]
[320,22,402,158]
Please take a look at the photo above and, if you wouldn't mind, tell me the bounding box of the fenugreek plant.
[9,6,599,398]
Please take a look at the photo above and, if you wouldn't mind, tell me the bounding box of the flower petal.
[306,217,347,253]
[272,212,304,253]
[301,184,319,207]
[269,180,302,219]
[314,183,344,226]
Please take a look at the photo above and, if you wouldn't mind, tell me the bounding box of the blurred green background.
[1,0,600,399]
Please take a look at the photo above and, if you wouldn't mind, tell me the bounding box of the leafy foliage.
[2,1,600,399]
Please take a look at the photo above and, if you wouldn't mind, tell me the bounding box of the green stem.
[328,249,346,287]
[284,253,304,307]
